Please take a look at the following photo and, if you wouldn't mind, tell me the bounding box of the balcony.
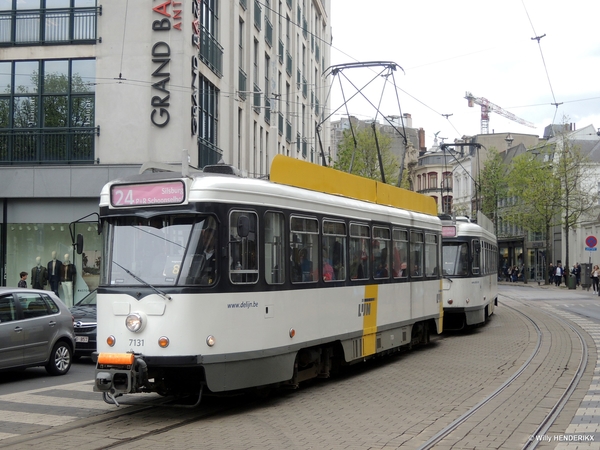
[285,120,292,143]
[302,17,307,39]
[199,137,222,168]
[0,6,99,46]
[264,97,271,125]
[278,39,284,64]
[254,1,262,31]
[286,51,292,76]
[253,83,261,113]
[278,112,284,136]
[238,68,247,101]
[265,16,273,47]
[0,127,98,164]
[200,27,223,77]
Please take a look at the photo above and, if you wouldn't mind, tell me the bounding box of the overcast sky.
[328,0,600,147]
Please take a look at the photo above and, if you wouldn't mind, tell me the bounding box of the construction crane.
[465,91,535,134]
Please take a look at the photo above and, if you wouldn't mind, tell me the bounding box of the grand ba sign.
[150,0,199,137]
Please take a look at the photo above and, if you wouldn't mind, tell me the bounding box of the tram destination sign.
[110,181,185,207]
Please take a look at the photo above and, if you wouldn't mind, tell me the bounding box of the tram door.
[527,248,545,283]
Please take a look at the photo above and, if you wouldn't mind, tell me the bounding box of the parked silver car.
[0,287,75,375]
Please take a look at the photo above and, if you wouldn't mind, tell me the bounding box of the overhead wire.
[521,0,561,124]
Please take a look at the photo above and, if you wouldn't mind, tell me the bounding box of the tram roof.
[100,156,439,227]
[270,155,438,217]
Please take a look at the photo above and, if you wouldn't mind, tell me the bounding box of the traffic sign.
[586,236,597,248]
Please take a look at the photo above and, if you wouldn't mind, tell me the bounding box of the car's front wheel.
[45,341,72,375]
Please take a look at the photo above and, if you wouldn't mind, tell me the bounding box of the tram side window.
[323,220,346,282]
[229,211,259,284]
[410,231,424,277]
[424,233,439,277]
[290,216,319,283]
[264,212,285,285]
[350,223,370,280]
[392,228,408,279]
[472,239,480,275]
[373,226,390,279]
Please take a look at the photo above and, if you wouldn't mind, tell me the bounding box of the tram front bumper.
[94,352,148,395]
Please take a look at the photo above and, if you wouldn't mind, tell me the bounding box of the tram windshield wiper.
[112,261,172,301]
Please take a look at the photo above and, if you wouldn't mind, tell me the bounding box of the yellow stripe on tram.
[362,284,379,357]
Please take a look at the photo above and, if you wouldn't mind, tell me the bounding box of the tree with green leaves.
[552,133,598,275]
[478,147,507,233]
[507,148,560,283]
[334,125,399,183]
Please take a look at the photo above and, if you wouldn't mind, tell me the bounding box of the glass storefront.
[5,222,102,307]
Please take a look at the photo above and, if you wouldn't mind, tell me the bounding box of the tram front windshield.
[442,242,469,276]
[102,215,217,287]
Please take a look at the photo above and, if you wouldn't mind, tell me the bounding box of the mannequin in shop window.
[61,253,76,307]
[31,256,48,290]
[47,251,63,296]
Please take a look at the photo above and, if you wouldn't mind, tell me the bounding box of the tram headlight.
[125,312,146,332]
[206,335,216,347]
[106,335,116,347]
[158,336,169,348]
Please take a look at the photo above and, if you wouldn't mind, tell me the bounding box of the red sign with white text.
[110,181,185,207]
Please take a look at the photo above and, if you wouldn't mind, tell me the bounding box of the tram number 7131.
[129,339,145,347]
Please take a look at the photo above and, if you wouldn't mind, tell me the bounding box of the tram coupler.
[94,352,148,396]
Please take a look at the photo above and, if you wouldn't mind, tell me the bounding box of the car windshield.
[103,215,217,287]
[76,291,96,306]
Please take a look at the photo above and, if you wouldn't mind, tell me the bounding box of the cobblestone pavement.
[1,284,599,449]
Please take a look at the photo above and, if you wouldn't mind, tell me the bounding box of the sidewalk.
[499,279,594,291]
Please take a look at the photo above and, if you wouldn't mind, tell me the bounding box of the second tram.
[440,213,498,329]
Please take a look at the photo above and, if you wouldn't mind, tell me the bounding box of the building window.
[428,172,437,190]
[442,195,452,214]
[0,0,98,46]
[198,76,221,167]
[200,0,223,76]
[0,58,96,164]
[442,171,452,189]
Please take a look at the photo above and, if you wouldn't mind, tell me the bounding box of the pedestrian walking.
[554,263,563,286]
[592,265,599,293]
[548,263,554,284]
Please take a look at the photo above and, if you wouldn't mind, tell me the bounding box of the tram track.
[418,296,589,450]
[1,295,593,450]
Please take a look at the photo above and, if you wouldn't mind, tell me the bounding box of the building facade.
[0,0,331,303]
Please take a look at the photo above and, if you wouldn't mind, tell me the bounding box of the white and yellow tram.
[440,213,498,329]
[93,156,443,402]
